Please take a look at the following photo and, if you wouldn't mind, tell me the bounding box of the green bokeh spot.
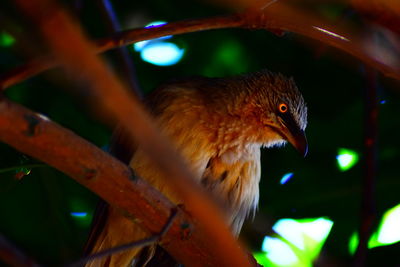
[257,218,333,267]
[349,203,400,255]
[0,32,15,47]
[318,5,346,21]
[254,252,270,267]
[217,41,240,65]
[336,148,359,171]
[348,232,358,255]
[203,39,249,77]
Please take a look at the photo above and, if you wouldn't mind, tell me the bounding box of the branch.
[2,1,400,90]
[241,1,400,79]
[0,97,255,266]
[0,14,242,90]
[67,210,177,267]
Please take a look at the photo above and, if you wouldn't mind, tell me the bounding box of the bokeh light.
[140,42,184,66]
[144,21,167,28]
[273,218,333,251]
[70,212,88,218]
[134,21,171,52]
[336,148,359,171]
[69,198,92,227]
[349,203,400,254]
[377,204,400,244]
[133,21,184,66]
[0,32,15,47]
[261,237,300,266]
[202,40,249,77]
[255,217,333,267]
[280,172,294,185]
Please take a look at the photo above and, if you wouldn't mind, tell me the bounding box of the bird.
[84,69,308,266]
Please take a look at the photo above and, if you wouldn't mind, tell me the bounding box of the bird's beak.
[278,116,308,157]
[285,128,308,157]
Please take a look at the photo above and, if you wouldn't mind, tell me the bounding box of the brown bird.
[85,70,308,266]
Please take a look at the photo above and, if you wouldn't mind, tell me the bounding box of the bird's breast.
[201,145,261,235]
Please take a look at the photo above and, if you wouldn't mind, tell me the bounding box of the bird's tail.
[84,206,147,267]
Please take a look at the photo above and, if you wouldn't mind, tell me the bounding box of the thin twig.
[0,163,46,173]
[67,210,178,267]
[354,67,378,267]
[96,0,142,98]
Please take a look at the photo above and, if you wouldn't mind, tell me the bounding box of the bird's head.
[249,71,308,156]
[218,70,308,156]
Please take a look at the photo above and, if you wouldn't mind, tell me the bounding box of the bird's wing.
[84,85,213,266]
[200,148,261,235]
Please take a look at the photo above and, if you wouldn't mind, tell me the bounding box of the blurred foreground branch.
[352,0,400,35]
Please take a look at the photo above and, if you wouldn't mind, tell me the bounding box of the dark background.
[0,0,399,266]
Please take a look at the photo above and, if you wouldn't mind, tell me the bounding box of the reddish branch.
[0,97,252,267]
[2,1,400,90]
[13,0,252,266]
[354,68,378,267]
[0,14,243,90]
[352,0,400,35]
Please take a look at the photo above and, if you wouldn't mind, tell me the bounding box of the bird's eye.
[278,103,288,113]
